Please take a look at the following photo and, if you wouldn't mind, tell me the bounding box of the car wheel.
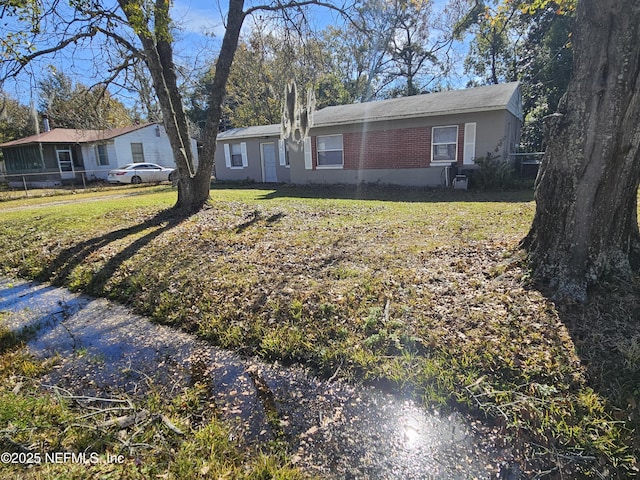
[168,172,173,182]
[131,176,142,184]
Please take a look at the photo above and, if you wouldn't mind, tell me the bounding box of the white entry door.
[261,143,277,183]
[56,148,75,180]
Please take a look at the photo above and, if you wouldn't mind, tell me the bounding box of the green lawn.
[0,183,638,478]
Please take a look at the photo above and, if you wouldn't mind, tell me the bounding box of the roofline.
[217,83,522,139]
[0,122,163,149]
[217,125,281,140]
[312,104,518,129]
[216,105,519,140]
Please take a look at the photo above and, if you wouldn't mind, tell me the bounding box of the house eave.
[311,105,519,130]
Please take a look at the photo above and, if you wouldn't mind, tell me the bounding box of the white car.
[108,163,175,184]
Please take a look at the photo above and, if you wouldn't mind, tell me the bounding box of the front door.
[56,148,75,180]
[261,143,277,183]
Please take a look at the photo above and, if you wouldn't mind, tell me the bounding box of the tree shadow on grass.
[211,182,535,203]
[537,283,640,474]
[234,210,286,234]
[37,208,189,296]
[562,285,640,404]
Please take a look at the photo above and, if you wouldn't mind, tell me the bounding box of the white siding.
[110,124,199,170]
[80,142,118,180]
[113,125,172,167]
[76,124,199,180]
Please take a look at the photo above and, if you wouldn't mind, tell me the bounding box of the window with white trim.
[432,126,458,163]
[131,143,145,163]
[230,143,243,167]
[96,144,109,166]
[278,139,290,167]
[316,134,343,168]
[223,142,248,169]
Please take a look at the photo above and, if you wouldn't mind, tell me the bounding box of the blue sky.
[3,0,470,110]
[170,0,453,37]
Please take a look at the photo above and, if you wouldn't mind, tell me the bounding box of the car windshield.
[120,164,136,170]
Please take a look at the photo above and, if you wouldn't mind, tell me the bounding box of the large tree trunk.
[198,0,246,209]
[119,0,246,213]
[522,0,640,301]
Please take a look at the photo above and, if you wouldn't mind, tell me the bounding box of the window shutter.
[463,123,476,165]
[278,139,286,166]
[224,144,231,168]
[240,142,248,167]
[304,137,312,170]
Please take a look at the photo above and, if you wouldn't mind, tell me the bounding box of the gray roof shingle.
[217,123,281,140]
[313,82,522,127]
[217,82,521,141]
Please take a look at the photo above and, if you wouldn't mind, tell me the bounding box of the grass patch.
[0,183,638,477]
[0,313,305,479]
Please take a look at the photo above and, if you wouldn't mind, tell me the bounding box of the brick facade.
[310,124,466,170]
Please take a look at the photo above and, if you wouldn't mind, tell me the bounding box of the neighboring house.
[0,123,198,187]
[215,82,523,186]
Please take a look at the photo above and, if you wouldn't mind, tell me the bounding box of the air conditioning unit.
[452,175,468,190]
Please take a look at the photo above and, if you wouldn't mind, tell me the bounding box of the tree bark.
[119,0,246,213]
[197,0,247,211]
[522,0,640,301]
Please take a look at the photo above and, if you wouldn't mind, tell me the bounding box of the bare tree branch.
[3,29,99,80]
[245,0,355,25]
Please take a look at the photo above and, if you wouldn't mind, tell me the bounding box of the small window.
[432,126,458,163]
[279,139,289,167]
[231,144,243,167]
[131,143,145,163]
[224,143,247,168]
[317,134,343,168]
[96,144,109,166]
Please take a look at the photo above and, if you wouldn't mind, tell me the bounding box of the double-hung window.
[131,143,145,163]
[224,142,248,168]
[96,144,109,166]
[230,144,243,167]
[316,134,343,168]
[432,126,458,163]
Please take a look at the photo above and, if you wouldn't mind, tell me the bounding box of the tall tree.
[387,0,452,96]
[522,0,640,300]
[213,26,332,128]
[0,93,36,143]
[38,69,133,129]
[319,25,380,101]
[518,6,573,151]
[319,0,458,101]
[458,0,574,151]
[350,0,402,100]
[461,0,521,85]
[1,0,351,212]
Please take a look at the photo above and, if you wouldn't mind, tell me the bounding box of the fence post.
[22,176,29,198]
[82,173,87,189]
